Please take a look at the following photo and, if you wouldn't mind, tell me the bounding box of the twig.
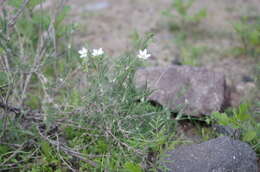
[37,125,98,168]
[0,142,27,166]
[20,24,50,106]
[8,0,30,28]
[0,100,44,126]
[106,129,144,155]
[55,133,77,172]
[0,146,40,170]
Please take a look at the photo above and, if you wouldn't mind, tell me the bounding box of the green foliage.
[173,33,207,66]
[64,44,177,170]
[200,127,216,142]
[131,31,154,51]
[162,0,207,31]
[162,0,207,66]
[40,141,57,162]
[179,42,206,66]
[0,72,8,86]
[212,103,260,153]
[0,72,9,96]
[8,0,45,9]
[233,16,260,57]
[0,1,177,170]
[123,162,143,172]
[1,1,258,171]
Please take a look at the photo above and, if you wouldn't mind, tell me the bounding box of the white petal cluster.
[92,48,104,57]
[79,47,151,61]
[78,47,88,58]
[137,49,151,60]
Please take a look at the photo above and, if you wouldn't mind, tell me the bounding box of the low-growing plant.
[232,16,260,57]
[162,0,207,32]
[173,33,207,66]
[162,0,208,66]
[0,1,178,171]
[212,103,260,155]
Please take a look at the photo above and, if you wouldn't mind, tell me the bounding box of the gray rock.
[212,124,241,139]
[159,136,258,172]
[134,65,227,116]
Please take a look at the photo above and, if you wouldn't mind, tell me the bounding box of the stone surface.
[206,58,257,107]
[160,136,258,172]
[134,65,227,116]
[212,124,242,139]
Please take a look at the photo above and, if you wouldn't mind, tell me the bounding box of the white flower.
[92,48,104,57]
[78,47,88,58]
[54,104,59,109]
[137,49,151,60]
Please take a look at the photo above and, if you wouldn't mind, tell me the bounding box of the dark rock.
[212,124,241,139]
[160,136,258,172]
[171,58,183,66]
[134,65,226,116]
[242,75,254,83]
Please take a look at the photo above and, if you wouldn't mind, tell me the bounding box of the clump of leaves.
[162,0,207,66]
[232,16,260,57]
[172,32,207,66]
[0,0,79,171]
[65,37,177,171]
[212,103,260,154]
[162,0,207,32]
[0,1,178,170]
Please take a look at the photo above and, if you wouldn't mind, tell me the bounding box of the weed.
[0,1,178,171]
[212,103,260,155]
[232,16,260,57]
[162,0,207,66]
[162,0,207,32]
[174,33,207,66]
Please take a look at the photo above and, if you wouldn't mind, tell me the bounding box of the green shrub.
[232,16,260,57]
[162,0,207,31]
[212,103,260,155]
[0,2,177,171]
[162,0,207,66]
